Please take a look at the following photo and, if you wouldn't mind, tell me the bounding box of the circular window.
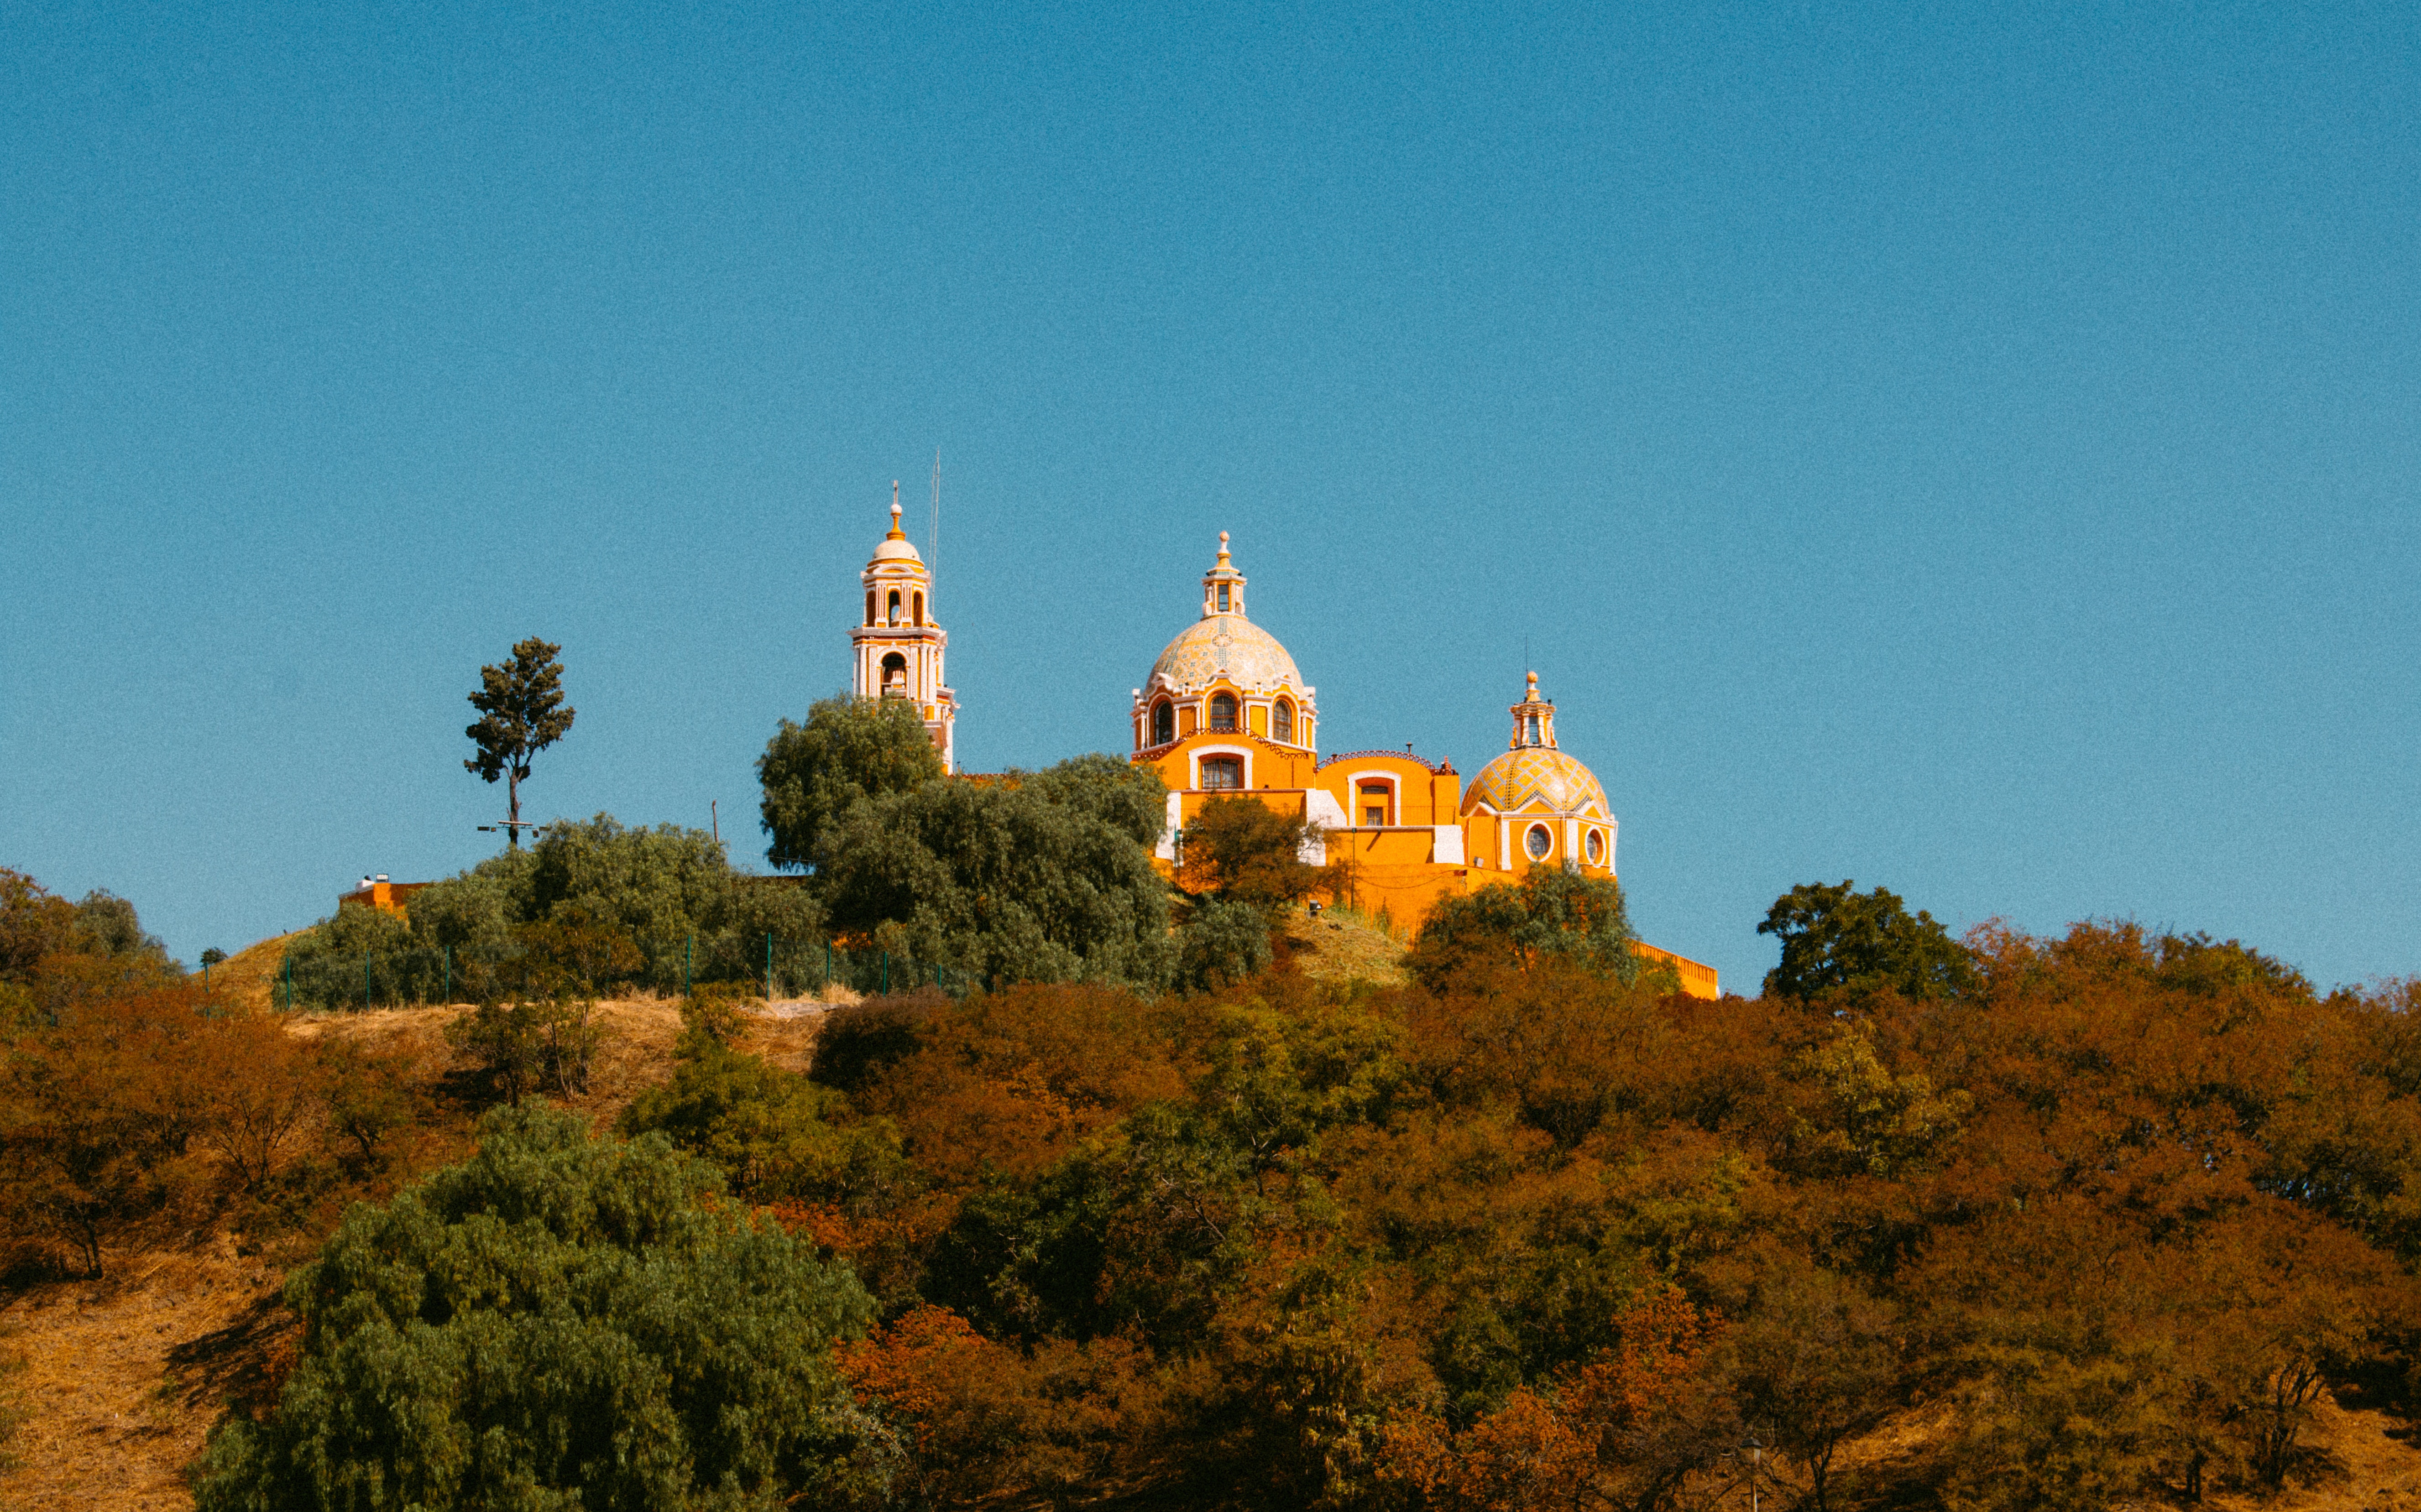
[1524,824,1553,860]
[1585,829,1604,865]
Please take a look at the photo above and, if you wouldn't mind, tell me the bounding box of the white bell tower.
[850,482,957,771]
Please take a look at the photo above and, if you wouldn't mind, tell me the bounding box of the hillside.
[10,897,2421,1512]
[0,991,834,1510]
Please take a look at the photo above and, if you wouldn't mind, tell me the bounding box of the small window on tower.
[881,652,908,696]
[1152,700,1175,746]
[1210,693,1238,731]
[1273,699,1293,744]
[866,591,876,624]
[1525,824,1553,860]
[1586,829,1605,865]
[913,592,924,625]
[887,590,901,626]
[1202,756,1243,789]
[1524,714,1542,746]
[1217,584,1231,612]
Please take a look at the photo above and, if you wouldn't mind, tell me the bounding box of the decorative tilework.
[1148,615,1304,694]
[1461,746,1611,819]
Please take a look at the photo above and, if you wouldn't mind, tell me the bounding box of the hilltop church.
[846,502,1719,998]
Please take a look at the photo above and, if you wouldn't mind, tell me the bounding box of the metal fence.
[275,934,977,1012]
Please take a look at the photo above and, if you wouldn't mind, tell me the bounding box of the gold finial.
[1216,530,1232,567]
[1526,670,1540,696]
[887,481,905,539]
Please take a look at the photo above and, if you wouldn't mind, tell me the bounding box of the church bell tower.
[851,483,957,771]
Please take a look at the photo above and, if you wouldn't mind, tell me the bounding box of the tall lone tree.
[465,637,575,847]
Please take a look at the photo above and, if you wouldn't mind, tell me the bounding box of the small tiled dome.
[1462,745,1612,819]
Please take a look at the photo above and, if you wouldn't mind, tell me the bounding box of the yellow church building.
[849,508,1717,998]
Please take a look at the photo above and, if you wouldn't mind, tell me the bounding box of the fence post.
[443,944,451,1004]
[765,932,773,1002]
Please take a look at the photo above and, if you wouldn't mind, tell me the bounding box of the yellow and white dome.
[1463,745,1611,819]
[1132,532,1318,753]
[1150,615,1304,694]
[1459,672,1611,819]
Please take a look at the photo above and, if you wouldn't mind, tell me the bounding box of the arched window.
[1152,700,1175,746]
[1202,756,1243,790]
[1585,828,1605,865]
[866,590,876,624]
[913,591,924,625]
[880,652,908,696]
[1209,693,1238,731]
[1273,699,1293,744]
[887,590,901,625]
[1524,824,1553,860]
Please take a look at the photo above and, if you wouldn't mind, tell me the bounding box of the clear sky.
[4,2,2416,993]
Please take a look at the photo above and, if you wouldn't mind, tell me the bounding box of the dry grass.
[1279,906,1409,989]
[196,932,302,1016]
[0,1242,286,1511]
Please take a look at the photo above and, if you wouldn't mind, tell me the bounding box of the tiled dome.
[1148,615,1304,694]
[1461,745,1611,819]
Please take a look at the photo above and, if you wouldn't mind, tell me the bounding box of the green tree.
[194,1104,883,1511]
[619,1043,910,1211]
[1406,864,1640,992]
[1757,879,1976,1001]
[1177,897,1274,993]
[758,694,946,871]
[464,635,575,847]
[1017,752,1169,849]
[1180,796,1323,911]
[816,759,1175,990]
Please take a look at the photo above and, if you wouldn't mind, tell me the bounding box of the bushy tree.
[194,1104,883,1511]
[816,759,1176,990]
[1180,795,1323,910]
[1406,864,1639,991]
[758,694,946,872]
[1177,897,1275,992]
[1757,879,1976,1001]
[618,1043,909,1212]
[281,816,829,1004]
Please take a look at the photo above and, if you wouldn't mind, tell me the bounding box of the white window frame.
[1191,745,1255,791]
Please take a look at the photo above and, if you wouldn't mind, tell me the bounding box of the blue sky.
[4,2,2416,993]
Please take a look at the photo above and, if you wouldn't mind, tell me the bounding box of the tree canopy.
[1757,879,1977,1000]
[1404,863,1640,991]
[758,694,946,872]
[1179,795,1325,911]
[463,636,575,846]
[816,764,1175,990]
[194,1104,881,1511]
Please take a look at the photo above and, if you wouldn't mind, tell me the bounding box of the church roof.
[1461,746,1612,819]
[1148,615,1304,694]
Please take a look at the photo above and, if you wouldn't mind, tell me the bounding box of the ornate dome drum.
[1131,533,1317,753]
